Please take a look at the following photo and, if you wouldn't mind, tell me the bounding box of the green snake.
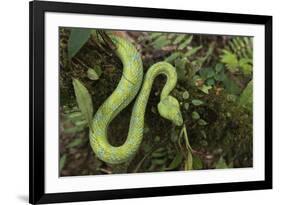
[90,34,183,164]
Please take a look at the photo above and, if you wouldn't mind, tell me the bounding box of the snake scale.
[89,34,183,164]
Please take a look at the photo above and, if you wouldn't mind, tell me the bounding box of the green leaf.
[59,154,67,171]
[199,68,215,79]
[193,155,203,169]
[184,46,202,57]
[215,157,228,169]
[184,103,189,111]
[72,79,93,131]
[206,78,215,86]
[215,63,224,73]
[184,150,193,170]
[199,84,212,94]
[64,124,86,134]
[165,52,181,63]
[239,58,252,75]
[207,70,215,78]
[182,91,190,99]
[192,75,201,81]
[152,158,166,165]
[220,50,239,72]
[152,149,166,158]
[222,77,241,95]
[153,36,170,49]
[198,119,208,126]
[178,35,193,50]
[180,125,193,152]
[68,28,92,58]
[73,120,87,127]
[238,80,253,111]
[165,152,183,170]
[66,111,84,120]
[67,138,83,148]
[214,71,226,81]
[87,66,102,80]
[173,34,185,45]
[191,99,204,106]
[192,111,200,120]
[175,58,187,81]
[150,32,162,39]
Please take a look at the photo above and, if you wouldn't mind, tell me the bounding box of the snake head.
[157,96,183,126]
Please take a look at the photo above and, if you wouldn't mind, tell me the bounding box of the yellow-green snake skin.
[90,34,183,164]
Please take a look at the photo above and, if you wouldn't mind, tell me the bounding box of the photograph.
[29,1,272,203]
[59,28,253,177]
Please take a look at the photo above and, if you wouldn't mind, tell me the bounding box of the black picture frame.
[29,0,272,204]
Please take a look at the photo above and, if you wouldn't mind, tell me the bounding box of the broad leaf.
[72,79,93,131]
[199,84,212,94]
[67,138,84,148]
[214,71,226,81]
[239,80,253,111]
[206,78,215,86]
[215,63,224,73]
[68,28,92,59]
[222,76,241,95]
[191,99,204,106]
[165,152,183,170]
[192,111,200,120]
[198,119,208,126]
[87,66,102,80]
[199,68,215,79]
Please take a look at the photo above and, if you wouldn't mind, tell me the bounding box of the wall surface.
[0,0,279,204]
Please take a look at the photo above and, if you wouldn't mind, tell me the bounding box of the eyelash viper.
[89,34,183,164]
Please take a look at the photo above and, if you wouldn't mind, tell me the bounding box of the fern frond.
[226,36,253,59]
[220,36,253,75]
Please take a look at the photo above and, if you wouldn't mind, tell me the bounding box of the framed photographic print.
[29,0,272,204]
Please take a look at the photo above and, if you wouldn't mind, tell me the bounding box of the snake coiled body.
[90,35,182,164]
